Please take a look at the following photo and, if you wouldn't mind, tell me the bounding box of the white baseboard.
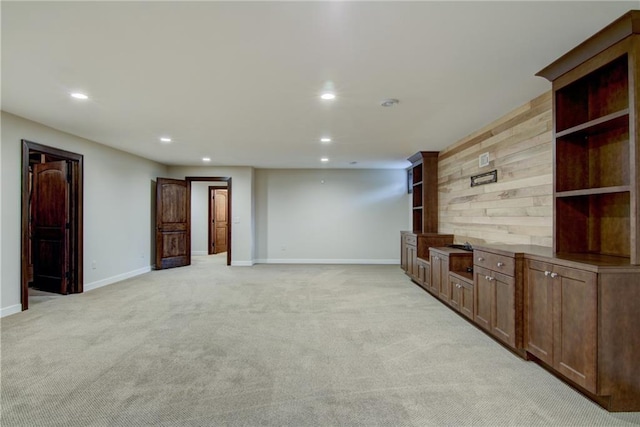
[231,260,254,266]
[84,266,152,292]
[254,259,400,265]
[0,304,22,318]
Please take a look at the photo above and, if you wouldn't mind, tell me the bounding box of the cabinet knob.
[544,271,550,276]
[550,272,559,278]
[485,275,493,281]
[477,257,484,262]
[497,262,504,267]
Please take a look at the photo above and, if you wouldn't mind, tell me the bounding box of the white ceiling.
[2,1,637,169]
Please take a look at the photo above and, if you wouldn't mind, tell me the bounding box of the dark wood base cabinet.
[529,11,640,411]
[472,245,535,355]
[401,239,640,411]
[400,231,453,288]
[449,271,474,320]
[430,247,473,302]
[525,255,640,412]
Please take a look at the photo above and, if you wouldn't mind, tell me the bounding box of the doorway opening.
[188,177,231,266]
[208,186,229,255]
[21,140,83,311]
[155,176,231,270]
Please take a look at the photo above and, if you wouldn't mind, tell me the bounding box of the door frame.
[208,186,228,255]
[21,140,83,311]
[208,186,215,255]
[186,176,231,266]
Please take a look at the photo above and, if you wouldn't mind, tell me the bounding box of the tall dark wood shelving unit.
[408,151,439,234]
[529,10,640,412]
[537,11,639,264]
[401,151,453,284]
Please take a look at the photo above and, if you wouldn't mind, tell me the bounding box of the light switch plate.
[479,152,490,168]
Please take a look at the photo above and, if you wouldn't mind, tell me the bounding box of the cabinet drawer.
[475,265,514,286]
[405,234,417,246]
[474,250,515,276]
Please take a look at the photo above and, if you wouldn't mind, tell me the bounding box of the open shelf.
[555,109,628,138]
[555,119,629,192]
[412,183,423,207]
[412,208,423,234]
[555,192,630,258]
[556,186,630,198]
[412,164,423,185]
[555,54,628,132]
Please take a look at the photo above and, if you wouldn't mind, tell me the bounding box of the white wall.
[191,182,210,255]
[168,166,254,266]
[1,112,168,316]
[1,114,410,315]
[191,181,227,255]
[254,169,410,263]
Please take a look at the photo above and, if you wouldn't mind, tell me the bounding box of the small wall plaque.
[471,169,498,187]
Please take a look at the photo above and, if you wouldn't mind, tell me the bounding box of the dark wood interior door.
[213,189,228,254]
[156,178,191,269]
[32,161,70,294]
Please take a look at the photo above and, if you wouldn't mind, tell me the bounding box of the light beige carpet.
[1,256,639,426]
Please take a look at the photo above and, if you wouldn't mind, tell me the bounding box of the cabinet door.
[460,281,474,320]
[474,266,492,331]
[400,239,407,272]
[552,265,597,393]
[417,259,428,287]
[407,245,417,278]
[423,262,431,290]
[449,276,461,311]
[525,260,554,365]
[431,252,448,296]
[439,255,451,303]
[492,273,516,347]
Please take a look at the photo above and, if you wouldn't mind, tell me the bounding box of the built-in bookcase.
[407,151,438,234]
[538,12,639,264]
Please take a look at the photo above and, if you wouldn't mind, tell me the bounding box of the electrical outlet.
[91,260,97,269]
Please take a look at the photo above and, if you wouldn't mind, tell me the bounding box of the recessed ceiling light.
[320,137,332,143]
[202,157,211,162]
[320,157,329,162]
[160,137,172,143]
[320,93,336,100]
[380,98,399,107]
[70,92,89,100]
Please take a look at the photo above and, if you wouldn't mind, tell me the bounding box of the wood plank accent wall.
[438,91,553,247]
